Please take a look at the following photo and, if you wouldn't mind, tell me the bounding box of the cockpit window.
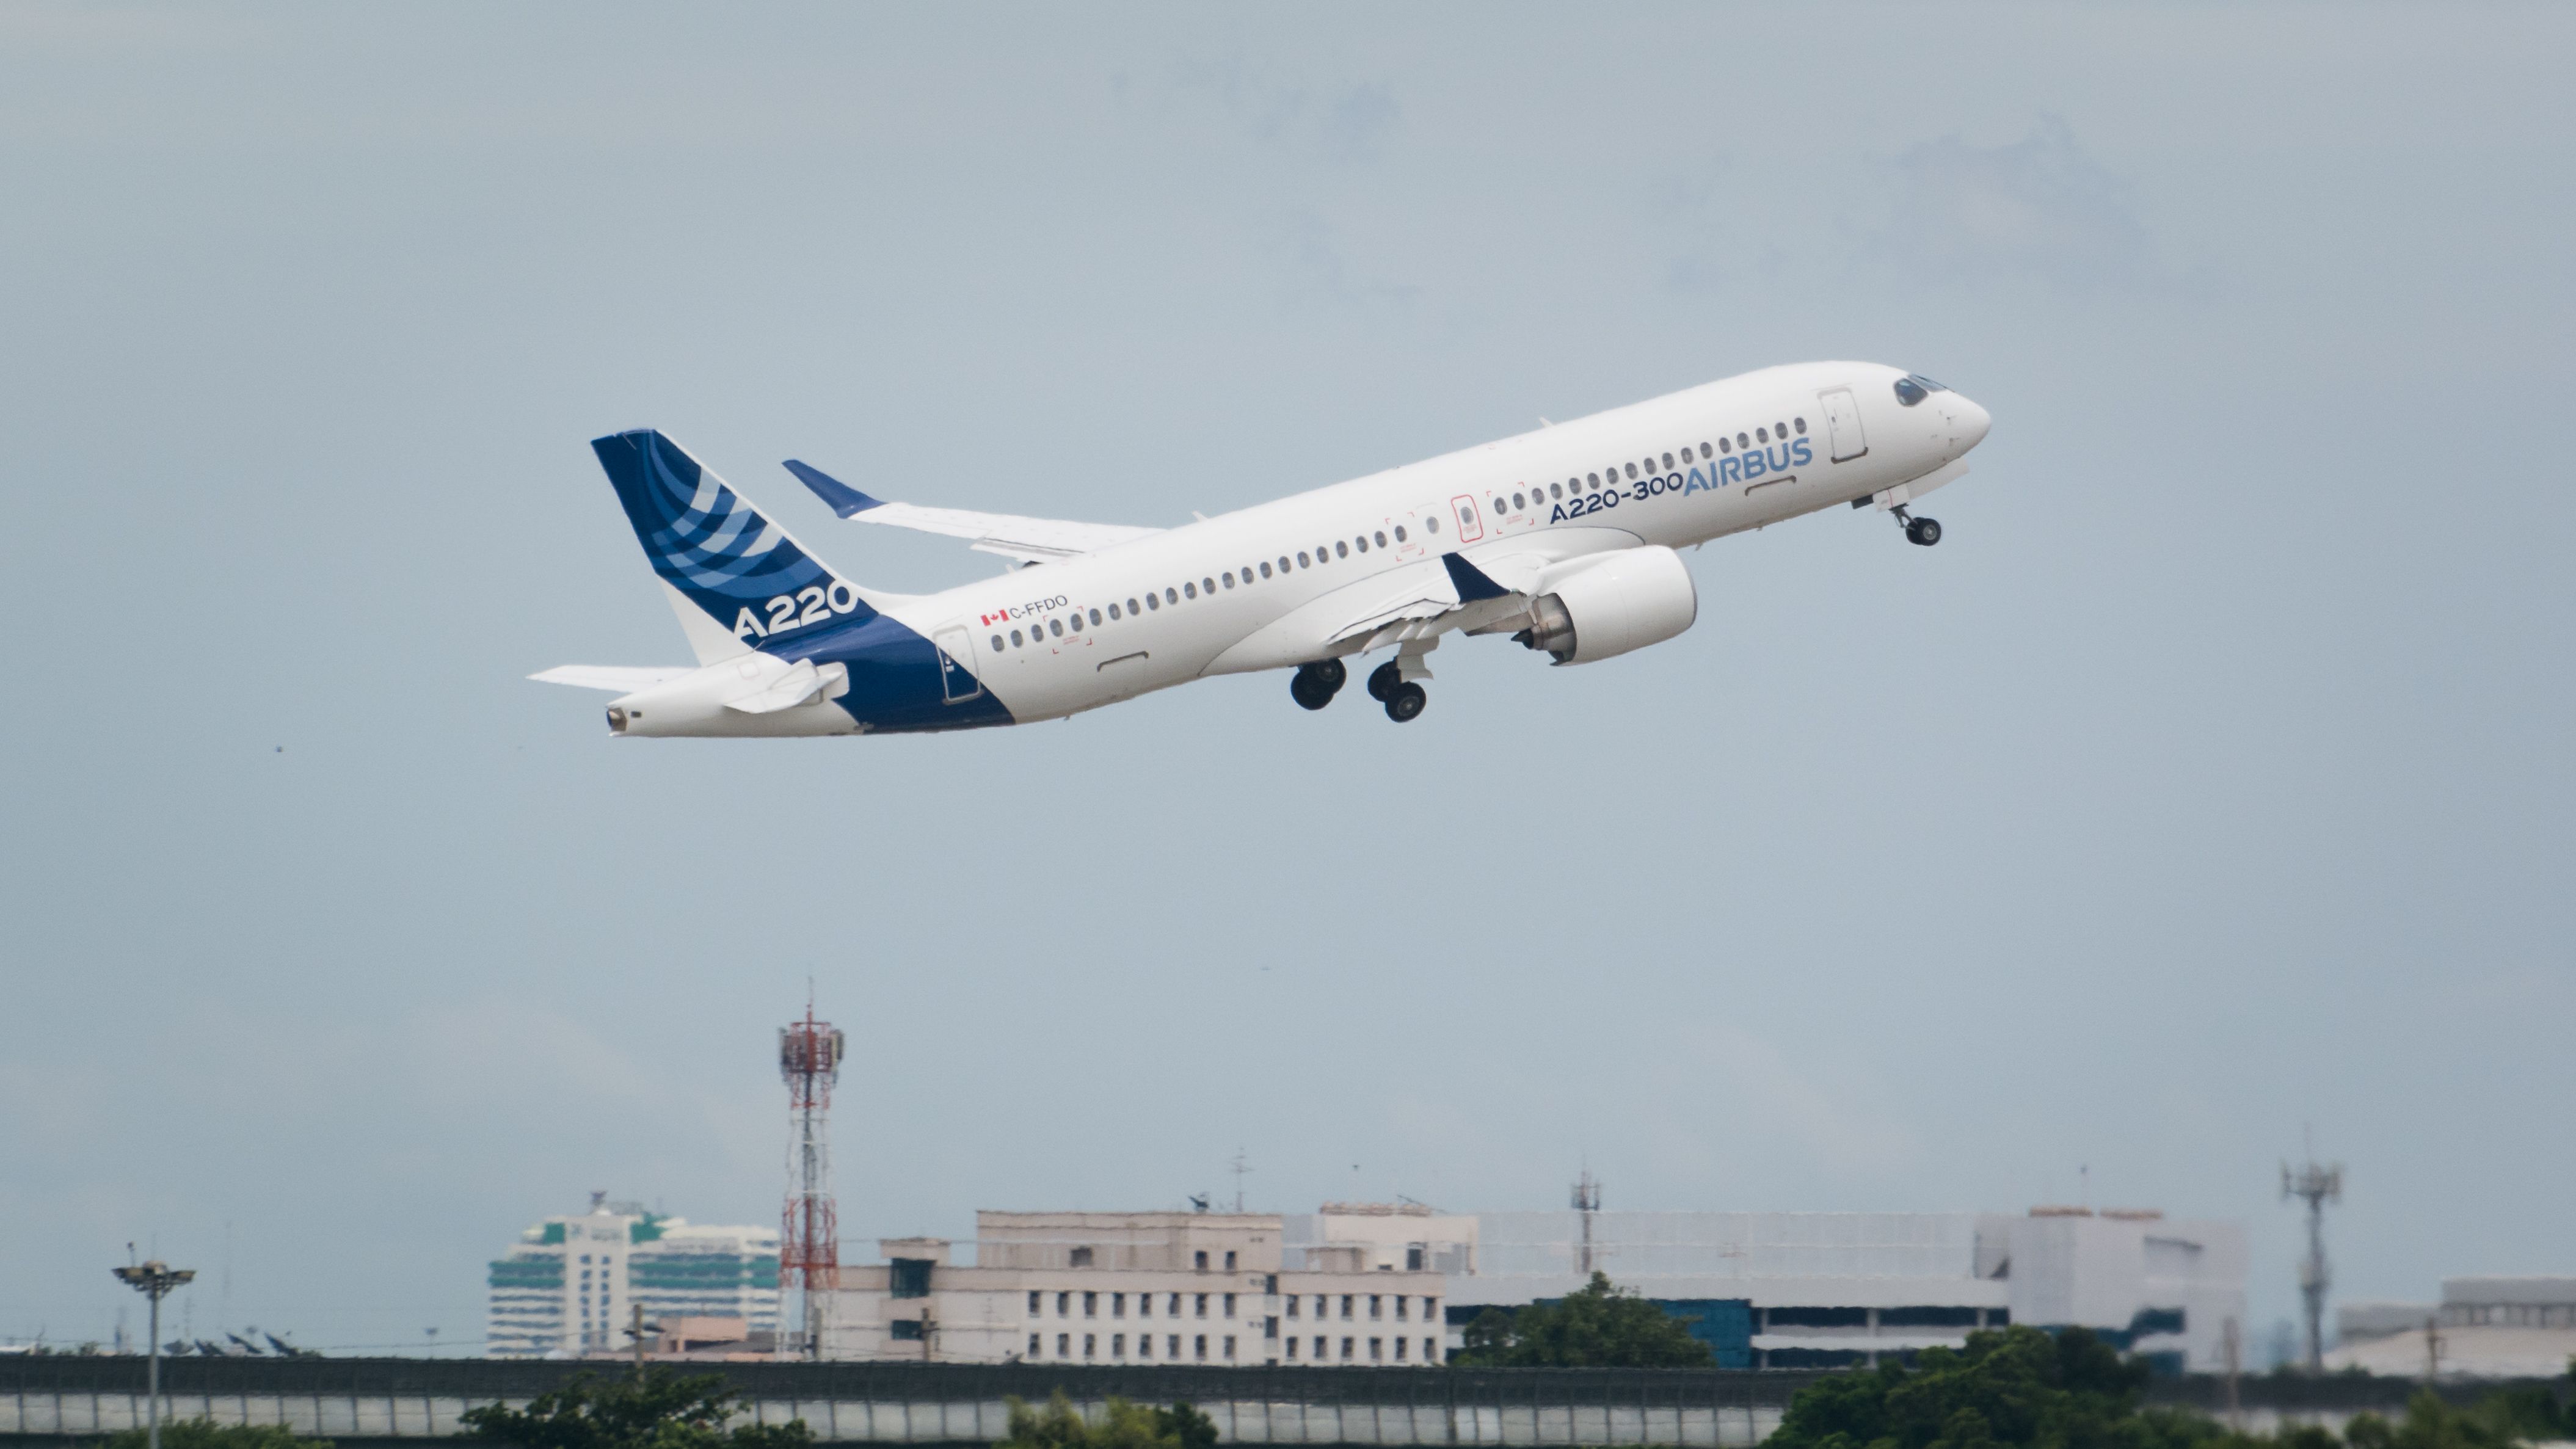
[1893,373,1949,407]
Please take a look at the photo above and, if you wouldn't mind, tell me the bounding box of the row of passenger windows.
[1027,1331,1441,1364]
[988,524,1426,653]
[1482,418,1808,517]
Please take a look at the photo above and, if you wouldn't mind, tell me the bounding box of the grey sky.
[3,2,2569,1354]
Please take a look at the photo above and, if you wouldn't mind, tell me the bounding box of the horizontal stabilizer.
[529,665,693,693]
[724,659,848,714]
[782,459,1163,564]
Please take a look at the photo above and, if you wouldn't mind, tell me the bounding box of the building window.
[1028,1334,1040,1356]
[1113,1293,1126,1318]
[1113,1333,1126,1357]
[1427,1298,1439,1321]
[890,1319,923,1342]
[1027,1291,1041,1314]
[1396,1297,1408,1321]
[1314,1295,1327,1318]
[1169,1293,1182,1316]
[1395,1337,1408,1361]
[1070,1246,1093,1268]
[1224,1335,1237,1360]
[1287,1297,1300,1320]
[1057,1292,1070,1316]
[1369,1295,1381,1320]
[1168,1334,1181,1358]
[1138,1334,1152,1359]
[1341,1337,1354,1360]
[1425,1337,1438,1362]
[890,1259,932,1298]
[1224,1294,1237,1318]
[1286,1338,1298,1360]
[1195,1293,1209,1318]
[1084,1291,1097,1318]
[1083,1334,1096,1358]
[1264,1315,1279,1340]
[1341,1295,1353,1320]
[1140,1294,1153,1318]
[1406,1247,1424,1271]
[1369,1337,1383,1361]
[1195,1334,1208,1362]
[1194,1251,1208,1271]
[1057,1334,1070,1357]
[1224,1251,1237,1271]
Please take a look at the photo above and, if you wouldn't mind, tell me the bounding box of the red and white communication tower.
[779,1004,845,1359]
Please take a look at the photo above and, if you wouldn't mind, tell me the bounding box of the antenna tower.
[1571,1171,1603,1276]
[2280,1136,2342,1374]
[780,1003,846,1360]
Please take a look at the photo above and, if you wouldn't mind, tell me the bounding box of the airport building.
[822,1212,1447,1366]
[486,1196,781,1358]
[2332,1276,2576,1379]
[1435,1205,2246,1372]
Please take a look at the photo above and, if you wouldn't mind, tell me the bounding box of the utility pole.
[1229,1150,1253,1214]
[2280,1138,2343,1374]
[112,1252,196,1449]
[630,1303,647,1373]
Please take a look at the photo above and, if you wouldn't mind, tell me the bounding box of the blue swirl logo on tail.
[591,429,873,644]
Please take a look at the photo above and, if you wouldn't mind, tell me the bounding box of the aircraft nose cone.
[1954,395,1992,450]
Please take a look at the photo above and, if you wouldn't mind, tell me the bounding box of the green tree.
[1768,1326,2154,1449]
[459,1370,812,1449]
[1449,1271,1712,1368]
[994,1394,1217,1449]
[101,1423,327,1449]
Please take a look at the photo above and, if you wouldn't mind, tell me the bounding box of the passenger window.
[1259,561,1272,579]
[1335,542,1347,558]
[1202,577,1215,594]
[991,634,1003,652]
[1424,516,1439,533]
[1586,472,1599,487]
[1719,438,1730,454]
[1512,493,1524,510]
[1794,417,1806,434]
[1374,531,1386,547]
[1624,462,1638,479]
[1049,618,1063,637]
[1088,608,1102,626]
[1663,452,1675,468]
[1146,594,1159,611]
[1490,498,1505,515]
[1166,587,1177,603]
[1298,551,1310,567]
[1184,582,1196,598]
[1109,603,1122,620]
[1221,572,1234,589]
[1392,526,1405,543]
[1775,420,1788,437]
[1355,537,1368,553]
[1128,598,1140,614]
[1011,628,1024,646]
[1737,432,1750,449]
[1547,483,1560,499]
[1700,443,1712,458]
[1757,426,1769,443]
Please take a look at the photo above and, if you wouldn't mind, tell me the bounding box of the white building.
[823,1211,1447,1367]
[486,1196,780,1358]
[1436,1206,2246,1372]
[2332,1276,2576,1379]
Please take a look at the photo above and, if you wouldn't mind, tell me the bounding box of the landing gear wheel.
[1906,516,1942,547]
[1290,659,1347,711]
[1383,681,1427,723]
[1366,660,1402,702]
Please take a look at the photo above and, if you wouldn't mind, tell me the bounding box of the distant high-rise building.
[487,1196,780,1358]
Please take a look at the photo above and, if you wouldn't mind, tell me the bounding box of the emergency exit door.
[933,625,982,703]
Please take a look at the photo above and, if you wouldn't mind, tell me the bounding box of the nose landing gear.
[1365,660,1427,722]
[1894,504,1942,547]
[1290,658,1347,711]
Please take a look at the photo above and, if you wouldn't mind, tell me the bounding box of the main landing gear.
[1290,658,1347,711]
[1894,504,1942,547]
[1367,660,1427,723]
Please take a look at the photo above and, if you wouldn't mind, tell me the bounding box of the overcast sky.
[4,2,2570,1357]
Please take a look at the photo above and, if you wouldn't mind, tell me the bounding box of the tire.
[1367,661,1402,702]
[1908,517,1942,547]
[1290,674,1331,711]
[1384,682,1427,722]
[1311,658,1347,692]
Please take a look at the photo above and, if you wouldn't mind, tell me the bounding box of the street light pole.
[113,1258,197,1449]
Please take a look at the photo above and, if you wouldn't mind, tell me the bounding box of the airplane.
[533,361,1990,734]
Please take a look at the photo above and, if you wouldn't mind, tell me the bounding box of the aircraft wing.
[783,460,1163,564]
[528,665,693,692]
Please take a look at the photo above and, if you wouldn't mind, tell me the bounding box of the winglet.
[1443,551,1513,603]
[782,459,885,518]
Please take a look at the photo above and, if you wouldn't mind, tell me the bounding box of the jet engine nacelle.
[1519,545,1698,664]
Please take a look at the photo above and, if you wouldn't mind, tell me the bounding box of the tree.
[103,1423,327,1449]
[1449,1271,1712,1368]
[995,1394,1217,1449]
[459,1370,812,1449]
[1768,1326,2155,1449]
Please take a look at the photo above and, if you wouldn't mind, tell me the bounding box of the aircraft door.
[1450,494,1485,542]
[933,625,983,703]
[1819,387,1868,462]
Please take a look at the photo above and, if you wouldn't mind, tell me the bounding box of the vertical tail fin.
[591,430,889,659]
